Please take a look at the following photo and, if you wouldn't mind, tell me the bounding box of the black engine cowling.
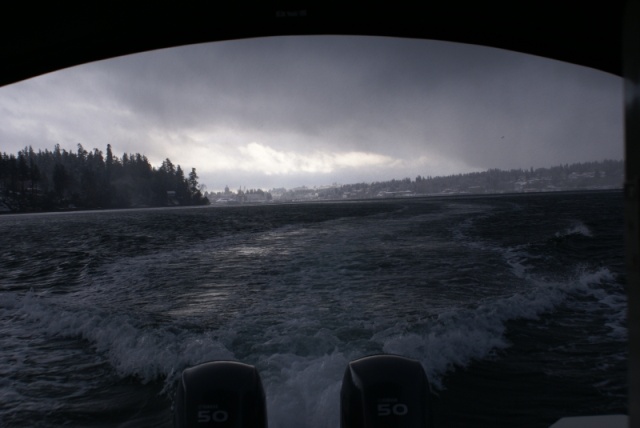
[340,354,432,428]
[173,360,268,428]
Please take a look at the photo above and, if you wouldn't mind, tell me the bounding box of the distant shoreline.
[0,187,622,216]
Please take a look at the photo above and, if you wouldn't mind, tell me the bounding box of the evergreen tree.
[52,163,67,199]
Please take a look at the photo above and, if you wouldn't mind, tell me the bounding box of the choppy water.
[0,190,626,427]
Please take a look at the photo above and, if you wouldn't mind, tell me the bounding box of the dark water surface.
[0,191,626,427]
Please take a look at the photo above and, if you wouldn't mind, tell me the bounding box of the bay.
[0,190,626,427]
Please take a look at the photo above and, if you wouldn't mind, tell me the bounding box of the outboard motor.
[340,354,432,428]
[174,360,268,428]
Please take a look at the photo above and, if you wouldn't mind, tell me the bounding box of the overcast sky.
[0,36,623,192]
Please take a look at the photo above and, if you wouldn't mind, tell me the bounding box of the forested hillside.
[270,160,624,201]
[0,144,208,212]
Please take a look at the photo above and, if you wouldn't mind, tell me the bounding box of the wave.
[4,270,616,377]
[555,221,593,238]
[0,292,234,389]
[0,264,618,427]
[380,265,617,386]
[0,195,626,427]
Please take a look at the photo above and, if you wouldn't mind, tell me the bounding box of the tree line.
[0,144,208,212]
[283,159,624,201]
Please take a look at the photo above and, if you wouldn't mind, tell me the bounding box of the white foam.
[556,221,593,238]
[0,291,235,389]
[0,239,625,427]
[380,282,564,388]
[261,351,347,428]
[502,245,534,278]
[574,266,627,340]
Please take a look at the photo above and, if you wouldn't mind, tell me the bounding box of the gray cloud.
[0,36,622,191]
